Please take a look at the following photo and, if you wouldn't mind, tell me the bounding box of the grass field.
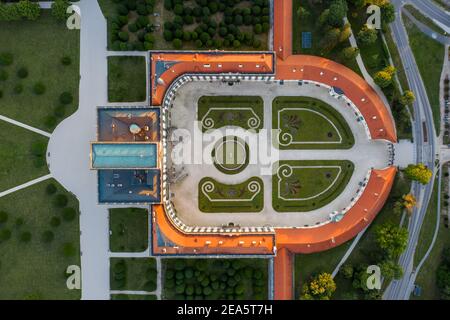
[294,241,351,298]
[110,258,157,291]
[0,11,80,131]
[198,96,264,132]
[163,258,268,300]
[108,56,147,102]
[0,121,49,192]
[332,172,411,299]
[273,97,355,150]
[404,5,447,36]
[403,14,445,136]
[0,179,80,300]
[109,208,149,252]
[273,160,354,213]
[292,0,361,76]
[198,177,264,213]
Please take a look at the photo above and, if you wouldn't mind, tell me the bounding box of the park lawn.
[163,258,268,300]
[0,11,80,131]
[332,172,411,299]
[109,208,149,252]
[198,96,264,132]
[292,0,361,76]
[403,14,445,136]
[273,160,354,213]
[198,177,263,213]
[414,178,439,267]
[272,96,355,150]
[0,179,80,300]
[295,241,351,299]
[0,121,49,192]
[404,5,447,36]
[108,56,147,102]
[110,258,157,291]
[111,294,157,300]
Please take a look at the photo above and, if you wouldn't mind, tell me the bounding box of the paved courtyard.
[168,81,394,228]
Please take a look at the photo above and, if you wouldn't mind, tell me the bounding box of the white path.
[47,0,111,300]
[0,115,51,138]
[0,174,53,198]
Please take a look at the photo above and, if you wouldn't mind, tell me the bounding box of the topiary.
[62,207,77,221]
[15,217,25,227]
[0,229,12,242]
[33,82,46,95]
[59,92,73,105]
[0,211,8,224]
[44,116,57,129]
[20,232,32,243]
[61,56,72,66]
[53,194,69,208]
[42,230,54,243]
[17,67,29,79]
[50,216,61,227]
[54,105,66,118]
[31,141,46,156]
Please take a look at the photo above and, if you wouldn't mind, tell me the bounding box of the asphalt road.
[383,0,440,300]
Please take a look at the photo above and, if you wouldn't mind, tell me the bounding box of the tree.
[380,260,403,280]
[339,23,352,43]
[341,264,354,279]
[399,90,416,106]
[51,0,70,21]
[404,163,433,185]
[172,38,183,49]
[375,223,409,258]
[358,24,378,45]
[374,70,393,88]
[20,231,32,243]
[327,0,348,27]
[60,92,73,105]
[402,194,417,213]
[341,46,360,60]
[0,211,8,224]
[17,0,41,21]
[381,3,396,25]
[301,273,336,300]
[321,28,341,52]
[297,6,310,19]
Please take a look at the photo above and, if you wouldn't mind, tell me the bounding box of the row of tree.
[0,0,70,22]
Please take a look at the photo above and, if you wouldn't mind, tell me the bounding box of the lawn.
[109,207,149,252]
[403,14,445,136]
[292,0,361,76]
[163,258,268,300]
[108,56,147,102]
[0,121,49,192]
[198,96,264,132]
[0,179,80,300]
[273,97,355,150]
[272,160,354,213]
[198,177,264,213]
[294,241,351,298]
[110,258,157,291]
[0,11,80,131]
[111,294,157,300]
[98,0,269,51]
[332,172,412,299]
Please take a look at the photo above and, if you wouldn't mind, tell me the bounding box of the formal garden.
[198,96,264,132]
[99,0,270,51]
[110,257,157,291]
[272,96,355,149]
[108,56,147,102]
[163,258,268,300]
[109,207,149,252]
[198,177,264,213]
[273,160,354,212]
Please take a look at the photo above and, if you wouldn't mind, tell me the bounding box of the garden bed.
[108,56,147,102]
[109,207,149,252]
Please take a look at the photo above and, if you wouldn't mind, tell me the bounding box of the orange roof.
[152,204,275,255]
[150,52,274,105]
[273,0,293,60]
[276,55,397,142]
[275,166,397,254]
[274,248,294,300]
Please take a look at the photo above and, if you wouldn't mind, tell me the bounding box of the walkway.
[47,0,111,300]
[0,174,53,198]
[0,115,51,138]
